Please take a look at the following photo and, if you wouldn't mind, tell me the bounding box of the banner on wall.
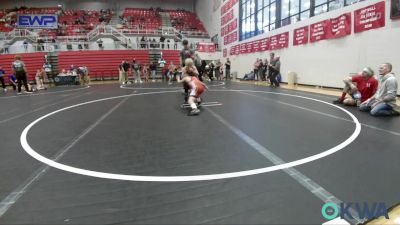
[17,14,58,29]
[246,42,253,53]
[221,0,238,15]
[310,20,329,43]
[223,48,227,57]
[230,46,235,55]
[277,32,289,49]
[240,43,247,54]
[293,26,309,46]
[354,1,385,33]
[259,38,270,51]
[328,12,351,38]
[221,9,234,26]
[252,40,261,52]
[269,32,289,50]
[224,31,237,45]
[234,44,240,55]
[222,19,237,36]
[198,43,216,52]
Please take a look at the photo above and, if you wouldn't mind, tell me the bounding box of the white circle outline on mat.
[119,82,226,90]
[20,89,361,182]
[0,86,90,99]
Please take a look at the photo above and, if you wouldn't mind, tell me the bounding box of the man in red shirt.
[333,67,378,106]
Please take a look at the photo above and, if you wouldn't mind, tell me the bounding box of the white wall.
[205,0,400,92]
[0,0,194,11]
[198,51,222,61]
[195,0,221,40]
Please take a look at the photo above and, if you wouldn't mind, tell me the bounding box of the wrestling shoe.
[189,108,200,116]
[332,98,344,104]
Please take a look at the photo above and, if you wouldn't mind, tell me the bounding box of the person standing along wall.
[119,61,130,84]
[150,61,157,82]
[225,58,231,80]
[269,56,280,87]
[132,59,142,83]
[12,55,31,94]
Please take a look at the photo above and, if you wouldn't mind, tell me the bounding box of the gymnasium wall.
[195,0,221,40]
[197,0,400,92]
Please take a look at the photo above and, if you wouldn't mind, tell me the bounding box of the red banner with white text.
[198,43,216,52]
[328,12,351,39]
[310,20,329,43]
[293,26,309,46]
[354,1,385,33]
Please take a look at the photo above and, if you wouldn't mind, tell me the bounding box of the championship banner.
[221,0,238,16]
[17,14,58,29]
[207,44,216,52]
[198,43,216,52]
[259,38,270,51]
[230,46,235,55]
[310,20,329,43]
[354,1,385,33]
[223,32,229,44]
[269,35,278,50]
[240,43,247,54]
[328,12,351,39]
[252,39,261,52]
[277,32,289,49]
[293,26,309,46]
[269,33,288,50]
[246,42,253,53]
[198,43,205,52]
[234,44,240,55]
[221,10,234,25]
[227,10,234,22]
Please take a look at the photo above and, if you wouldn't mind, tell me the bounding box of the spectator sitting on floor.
[360,63,400,116]
[333,67,378,106]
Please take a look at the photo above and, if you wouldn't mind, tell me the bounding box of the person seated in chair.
[333,67,378,106]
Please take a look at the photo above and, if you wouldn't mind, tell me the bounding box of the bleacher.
[161,50,181,70]
[0,6,208,36]
[15,7,59,14]
[58,50,150,80]
[0,52,46,81]
[58,9,112,36]
[122,8,162,30]
[169,10,207,33]
[0,8,112,36]
[0,21,13,32]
